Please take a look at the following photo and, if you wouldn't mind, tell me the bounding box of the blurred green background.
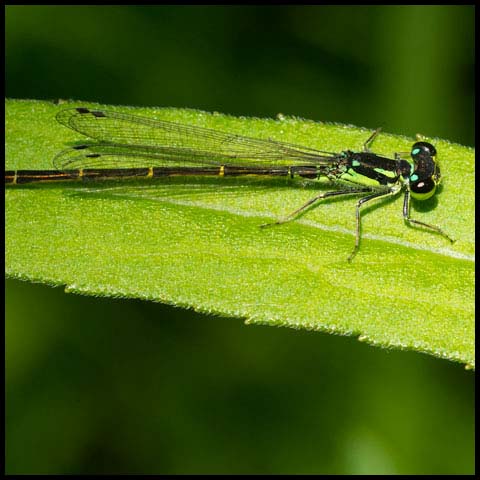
[5,5,474,474]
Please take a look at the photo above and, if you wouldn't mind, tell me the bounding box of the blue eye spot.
[412,148,420,155]
[410,174,419,182]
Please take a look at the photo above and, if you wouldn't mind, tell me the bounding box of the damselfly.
[5,107,454,261]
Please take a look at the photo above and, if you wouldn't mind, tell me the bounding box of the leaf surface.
[5,99,475,368]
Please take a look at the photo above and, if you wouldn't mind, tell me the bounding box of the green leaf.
[5,99,474,368]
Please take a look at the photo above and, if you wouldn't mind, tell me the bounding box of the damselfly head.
[409,141,440,201]
[411,141,437,158]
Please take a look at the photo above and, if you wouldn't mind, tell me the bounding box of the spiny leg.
[363,127,382,152]
[260,187,372,228]
[347,189,399,262]
[402,190,455,243]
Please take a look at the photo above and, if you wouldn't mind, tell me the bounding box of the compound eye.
[411,142,437,158]
[410,176,436,200]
